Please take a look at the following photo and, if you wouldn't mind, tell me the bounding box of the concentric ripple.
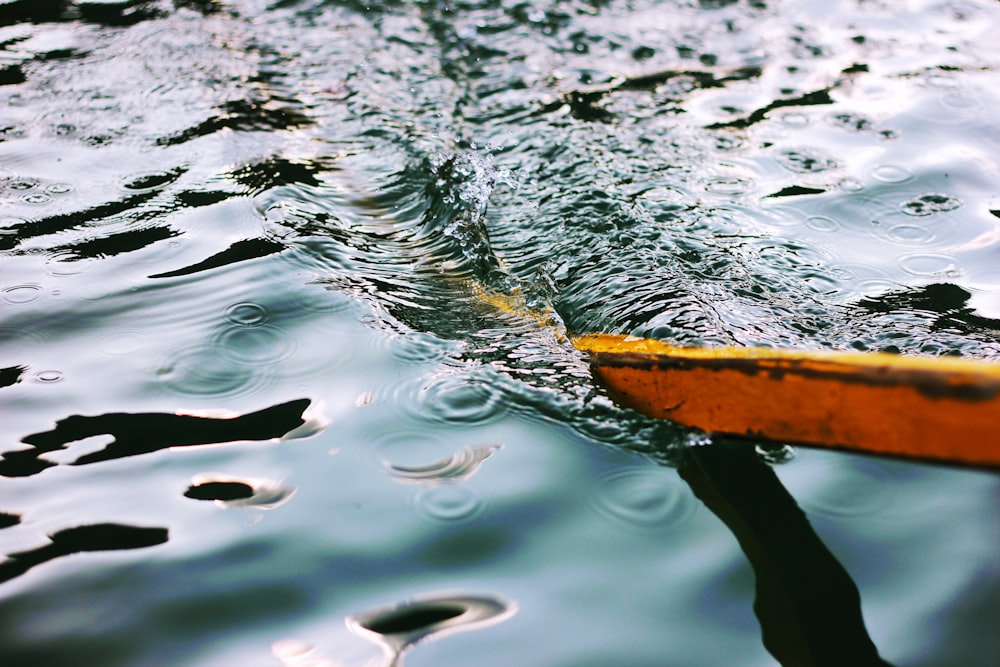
[385,444,501,484]
[898,252,958,277]
[898,193,962,217]
[871,164,915,184]
[414,483,485,522]
[786,456,945,524]
[33,369,64,383]
[156,345,267,398]
[224,301,270,327]
[588,467,697,529]
[213,324,295,366]
[1,284,43,305]
[405,373,508,425]
[374,432,451,471]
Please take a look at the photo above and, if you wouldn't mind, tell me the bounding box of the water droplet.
[899,193,961,217]
[21,193,52,205]
[640,186,689,205]
[899,252,957,276]
[414,484,484,522]
[44,183,73,195]
[224,302,270,326]
[776,148,839,173]
[871,164,915,183]
[9,178,37,190]
[2,284,42,305]
[385,444,501,484]
[45,250,98,276]
[34,370,64,383]
[886,223,934,244]
[805,215,840,232]
[704,177,753,195]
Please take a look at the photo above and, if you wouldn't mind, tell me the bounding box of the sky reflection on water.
[1,0,999,666]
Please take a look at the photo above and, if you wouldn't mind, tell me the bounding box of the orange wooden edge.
[572,334,1000,469]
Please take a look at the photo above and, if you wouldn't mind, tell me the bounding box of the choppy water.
[1,0,999,665]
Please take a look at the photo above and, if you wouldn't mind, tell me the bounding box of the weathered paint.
[573,334,1000,468]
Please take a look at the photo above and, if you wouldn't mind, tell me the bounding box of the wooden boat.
[574,334,1000,469]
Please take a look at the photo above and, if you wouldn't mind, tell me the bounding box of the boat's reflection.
[678,439,893,667]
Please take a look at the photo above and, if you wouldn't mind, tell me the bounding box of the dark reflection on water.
[681,440,891,667]
[1,0,999,665]
[858,283,1000,334]
[185,472,298,509]
[149,237,285,278]
[184,480,255,501]
[0,523,168,585]
[0,398,310,476]
[0,365,26,388]
[347,591,517,667]
[708,88,835,130]
[539,64,763,122]
[156,100,314,147]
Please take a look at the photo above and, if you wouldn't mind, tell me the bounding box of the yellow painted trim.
[573,334,1000,468]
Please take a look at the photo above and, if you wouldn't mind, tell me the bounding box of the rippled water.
[1,0,999,665]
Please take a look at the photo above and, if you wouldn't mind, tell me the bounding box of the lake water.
[1,0,999,665]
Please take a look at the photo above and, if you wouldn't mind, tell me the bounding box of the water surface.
[1,1,999,665]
